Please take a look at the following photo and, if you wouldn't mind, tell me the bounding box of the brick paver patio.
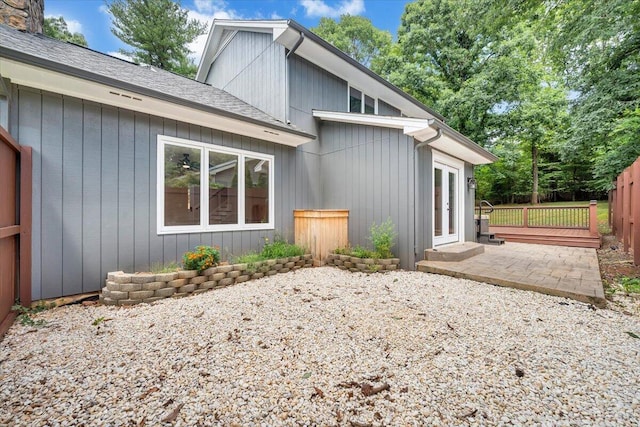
[416,242,605,306]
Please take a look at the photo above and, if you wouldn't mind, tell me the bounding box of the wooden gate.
[0,126,31,337]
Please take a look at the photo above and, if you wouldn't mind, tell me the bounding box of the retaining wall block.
[217,265,233,273]
[192,289,209,295]
[273,264,283,271]
[112,274,132,284]
[155,287,176,298]
[235,275,250,283]
[105,281,120,292]
[265,259,277,266]
[129,290,155,300]
[211,272,226,281]
[131,273,156,284]
[120,283,142,292]
[202,267,217,276]
[143,297,164,304]
[102,297,118,306]
[199,281,217,290]
[101,288,110,298]
[251,272,264,280]
[190,275,207,285]
[284,262,295,269]
[155,272,178,282]
[178,270,198,279]
[172,292,188,299]
[266,270,277,276]
[179,284,196,293]
[107,271,124,281]
[290,256,300,262]
[218,278,234,287]
[233,263,248,271]
[142,281,165,291]
[386,264,398,271]
[226,270,241,279]
[109,290,129,300]
[168,278,189,288]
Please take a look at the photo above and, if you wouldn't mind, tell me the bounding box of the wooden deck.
[490,226,601,248]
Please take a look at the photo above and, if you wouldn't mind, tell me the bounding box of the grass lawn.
[479,200,611,234]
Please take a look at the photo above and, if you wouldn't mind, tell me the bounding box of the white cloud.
[270,12,283,19]
[186,2,243,64]
[98,4,109,15]
[299,0,365,18]
[44,14,83,34]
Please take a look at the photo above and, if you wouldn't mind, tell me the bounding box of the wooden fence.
[0,126,32,337]
[610,157,640,266]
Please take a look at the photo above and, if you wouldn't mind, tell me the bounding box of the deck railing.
[475,201,598,234]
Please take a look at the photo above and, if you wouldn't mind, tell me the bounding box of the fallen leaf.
[361,383,390,396]
[312,387,324,398]
[194,311,204,318]
[302,372,312,379]
[625,331,640,339]
[456,409,477,419]
[162,403,184,423]
[137,416,146,427]
[138,386,159,400]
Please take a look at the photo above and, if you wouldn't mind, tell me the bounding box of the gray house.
[0,16,495,301]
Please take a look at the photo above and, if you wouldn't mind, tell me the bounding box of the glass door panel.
[433,162,459,246]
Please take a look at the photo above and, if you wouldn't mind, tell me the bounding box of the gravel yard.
[1,267,639,426]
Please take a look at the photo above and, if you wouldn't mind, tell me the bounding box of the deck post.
[522,207,528,228]
[589,200,598,237]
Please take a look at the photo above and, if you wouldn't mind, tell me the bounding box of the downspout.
[413,128,443,263]
[285,32,304,124]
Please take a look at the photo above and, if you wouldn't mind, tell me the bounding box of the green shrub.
[351,245,379,259]
[369,218,397,259]
[261,237,305,259]
[234,251,264,264]
[182,245,220,272]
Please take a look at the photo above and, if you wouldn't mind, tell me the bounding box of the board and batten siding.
[288,54,348,137]
[206,31,287,123]
[318,122,419,269]
[378,100,402,117]
[11,85,313,300]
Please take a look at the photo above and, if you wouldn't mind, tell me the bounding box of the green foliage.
[92,317,106,326]
[43,16,88,47]
[182,245,220,272]
[350,245,379,259]
[260,237,305,259]
[234,236,305,264]
[620,277,640,294]
[11,302,54,327]
[311,14,392,68]
[369,218,397,259]
[106,0,207,77]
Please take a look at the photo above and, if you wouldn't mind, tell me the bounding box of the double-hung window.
[157,135,274,234]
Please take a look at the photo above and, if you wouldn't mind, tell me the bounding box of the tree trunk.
[531,142,539,204]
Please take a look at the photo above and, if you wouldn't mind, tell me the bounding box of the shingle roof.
[0,24,312,138]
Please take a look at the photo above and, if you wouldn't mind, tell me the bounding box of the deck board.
[490,226,601,248]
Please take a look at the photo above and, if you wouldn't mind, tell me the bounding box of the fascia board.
[1,58,313,147]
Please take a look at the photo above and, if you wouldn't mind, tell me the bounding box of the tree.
[311,15,392,68]
[545,0,640,191]
[43,16,88,47]
[106,0,207,78]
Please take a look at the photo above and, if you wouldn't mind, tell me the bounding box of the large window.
[349,86,377,114]
[157,135,273,234]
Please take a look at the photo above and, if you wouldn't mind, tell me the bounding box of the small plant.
[351,245,379,259]
[260,236,305,259]
[620,277,640,294]
[150,261,181,274]
[11,301,53,327]
[234,251,264,265]
[369,218,397,259]
[182,245,220,272]
[92,316,106,326]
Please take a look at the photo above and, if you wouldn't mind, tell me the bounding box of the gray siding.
[11,85,311,300]
[319,122,418,269]
[378,99,401,116]
[289,54,348,137]
[206,31,286,122]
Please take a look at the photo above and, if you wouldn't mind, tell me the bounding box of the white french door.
[433,157,461,246]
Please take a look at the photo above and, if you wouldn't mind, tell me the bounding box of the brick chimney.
[0,0,44,33]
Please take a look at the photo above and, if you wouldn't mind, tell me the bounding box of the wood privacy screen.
[0,126,31,337]
[610,157,640,266]
[294,210,348,264]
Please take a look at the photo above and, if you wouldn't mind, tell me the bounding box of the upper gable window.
[157,135,274,234]
[349,86,377,114]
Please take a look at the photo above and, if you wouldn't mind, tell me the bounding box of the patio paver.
[416,242,605,306]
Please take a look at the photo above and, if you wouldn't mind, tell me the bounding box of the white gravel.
[1,267,639,426]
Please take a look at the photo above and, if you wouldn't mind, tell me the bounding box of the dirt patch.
[597,235,640,316]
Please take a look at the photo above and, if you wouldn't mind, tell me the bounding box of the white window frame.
[348,84,378,114]
[157,135,274,234]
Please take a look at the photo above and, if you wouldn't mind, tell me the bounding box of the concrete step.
[424,242,485,262]
[478,234,505,245]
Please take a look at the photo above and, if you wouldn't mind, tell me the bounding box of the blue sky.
[44,0,410,62]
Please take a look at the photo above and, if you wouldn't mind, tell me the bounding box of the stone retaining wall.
[100,255,313,306]
[325,253,400,273]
